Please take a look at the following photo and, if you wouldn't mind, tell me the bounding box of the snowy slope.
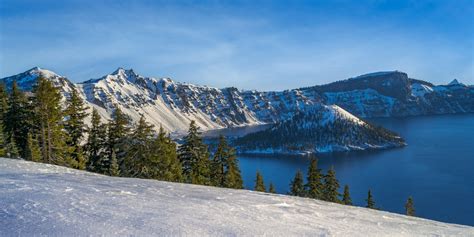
[76,68,263,132]
[1,158,472,236]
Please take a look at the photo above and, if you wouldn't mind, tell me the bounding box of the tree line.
[0,78,242,190]
[0,77,414,217]
[252,159,415,216]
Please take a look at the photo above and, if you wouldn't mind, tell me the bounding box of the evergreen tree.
[190,150,211,185]
[85,109,107,173]
[342,185,352,205]
[0,83,8,121]
[269,183,276,193]
[105,106,130,171]
[121,115,154,177]
[305,158,323,199]
[0,84,7,157]
[74,146,86,170]
[25,133,41,162]
[0,123,5,157]
[178,121,210,185]
[4,81,31,157]
[210,135,228,187]
[290,170,305,197]
[223,155,243,189]
[210,135,243,189]
[31,77,71,165]
[405,196,415,216]
[254,171,266,192]
[120,117,183,182]
[5,134,19,158]
[108,150,120,176]
[64,89,88,168]
[322,167,340,202]
[150,127,182,182]
[366,189,376,209]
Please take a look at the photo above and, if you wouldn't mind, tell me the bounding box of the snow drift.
[1,158,472,236]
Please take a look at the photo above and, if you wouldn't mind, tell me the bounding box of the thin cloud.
[0,0,472,89]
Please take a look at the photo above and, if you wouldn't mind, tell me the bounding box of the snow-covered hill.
[1,68,472,133]
[235,104,406,154]
[1,158,472,236]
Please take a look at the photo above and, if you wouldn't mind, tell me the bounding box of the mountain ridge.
[1,67,472,134]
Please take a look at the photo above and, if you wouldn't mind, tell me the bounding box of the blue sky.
[1,0,472,90]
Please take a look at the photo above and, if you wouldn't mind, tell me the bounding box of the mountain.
[1,68,472,134]
[2,158,472,236]
[309,71,474,117]
[0,67,76,96]
[234,104,406,154]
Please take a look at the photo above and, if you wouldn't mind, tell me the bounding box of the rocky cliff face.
[309,71,474,117]
[1,67,472,133]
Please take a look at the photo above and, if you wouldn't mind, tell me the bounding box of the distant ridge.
[1,67,472,134]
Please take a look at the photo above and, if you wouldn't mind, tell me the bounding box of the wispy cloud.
[1,0,472,89]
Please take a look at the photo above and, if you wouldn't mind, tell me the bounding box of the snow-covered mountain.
[312,71,474,117]
[1,158,472,236]
[1,67,472,133]
[235,104,406,154]
[0,67,75,96]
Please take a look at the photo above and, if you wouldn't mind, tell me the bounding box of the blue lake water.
[235,114,474,226]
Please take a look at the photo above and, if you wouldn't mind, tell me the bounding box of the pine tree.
[85,109,107,173]
[223,155,243,189]
[108,150,120,176]
[5,134,19,158]
[64,89,88,168]
[31,77,71,165]
[269,183,276,193]
[405,196,415,216]
[105,106,130,172]
[0,83,8,121]
[25,133,41,162]
[210,135,228,187]
[254,171,266,192]
[322,167,340,202]
[150,127,182,182]
[4,81,31,157]
[366,189,376,209]
[305,158,323,199]
[290,170,305,197]
[178,121,210,185]
[342,185,352,205]
[121,115,154,177]
[0,83,8,146]
[74,146,86,170]
[210,135,243,189]
[0,123,5,157]
[190,150,211,185]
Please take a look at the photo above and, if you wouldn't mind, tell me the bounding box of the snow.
[449,79,461,86]
[329,105,365,125]
[411,83,434,97]
[2,158,472,236]
[324,89,396,117]
[2,67,472,135]
[353,71,399,79]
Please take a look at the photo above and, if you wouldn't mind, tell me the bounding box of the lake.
[233,114,474,226]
